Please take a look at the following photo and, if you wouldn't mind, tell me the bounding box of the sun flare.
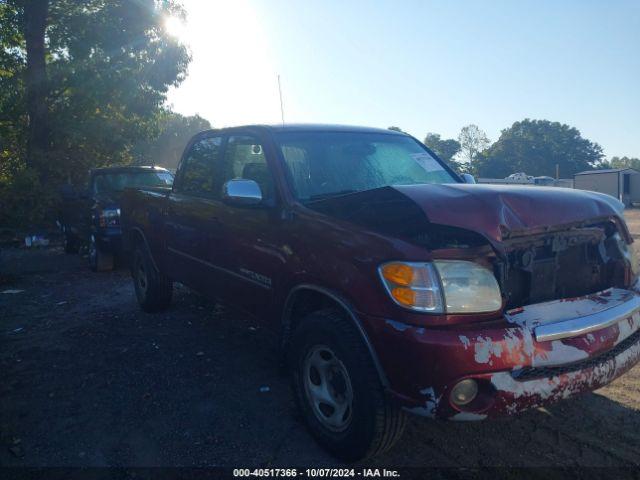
[166,0,282,126]
[163,15,188,42]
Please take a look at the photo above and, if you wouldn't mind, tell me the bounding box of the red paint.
[392,183,630,246]
[367,310,638,418]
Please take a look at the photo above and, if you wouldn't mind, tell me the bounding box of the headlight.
[379,260,501,314]
[99,208,120,227]
[434,260,502,313]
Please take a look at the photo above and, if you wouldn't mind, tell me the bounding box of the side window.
[176,136,222,196]
[222,135,275,202]
[280,145,311,199]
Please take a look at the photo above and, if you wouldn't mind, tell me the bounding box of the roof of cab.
[202,124,408,136]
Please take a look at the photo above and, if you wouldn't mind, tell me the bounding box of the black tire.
[63,232,80,254]
[132,243,172,312]
[89,235,114,272]
[289,309,406,461]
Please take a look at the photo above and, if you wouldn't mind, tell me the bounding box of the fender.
[281,284,389,388]
[128,227,160,273]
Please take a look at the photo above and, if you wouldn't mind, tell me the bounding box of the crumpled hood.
[392,183,625,243]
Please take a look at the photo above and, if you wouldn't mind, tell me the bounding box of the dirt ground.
[2,212,640,469]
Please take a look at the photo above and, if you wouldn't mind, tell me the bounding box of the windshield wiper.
[307,190,358,202]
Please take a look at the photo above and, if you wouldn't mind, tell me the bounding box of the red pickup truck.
[121,124,640,460]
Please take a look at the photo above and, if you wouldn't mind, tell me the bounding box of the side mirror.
[222,179,263,206]
[461,173,476,184]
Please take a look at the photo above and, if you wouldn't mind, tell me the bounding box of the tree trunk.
[23,0,49,175]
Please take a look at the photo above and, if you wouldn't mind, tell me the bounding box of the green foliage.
[0,1,27,177]
[458,124,490,175]
[387,126,405,133]
[423,133,461,171]
[44,0,190,183]
[0,168,57,227]
[0,0,191,227]
[609,156,640,171]
[476,119,604,178]
[132,111,211,169]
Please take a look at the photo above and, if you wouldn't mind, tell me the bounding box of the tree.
[22,0,49,174]
[133,112,212,169]
[0,1,26,178]
[423,133,461,170]
[609,156,640,170]
[0,0,190,226]
[387,126,406,133]
[45,0,190,182]
[457,124,490,174]
[476,119,604,178]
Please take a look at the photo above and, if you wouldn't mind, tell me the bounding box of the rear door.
[165,134,225,292]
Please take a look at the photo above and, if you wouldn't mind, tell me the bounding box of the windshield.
[92,171,174,194]
[274,131,458,201]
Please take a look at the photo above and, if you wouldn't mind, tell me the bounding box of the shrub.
[0,168,59,229]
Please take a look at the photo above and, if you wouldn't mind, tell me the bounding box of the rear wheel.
[290,309,406,461]
[89,235,113,272]
[132,243,172,312]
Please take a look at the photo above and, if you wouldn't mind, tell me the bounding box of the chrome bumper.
[533,292,640,342]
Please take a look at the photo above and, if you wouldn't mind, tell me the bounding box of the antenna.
[277,74,285,125]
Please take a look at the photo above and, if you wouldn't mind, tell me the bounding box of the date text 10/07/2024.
[232,468,401,478]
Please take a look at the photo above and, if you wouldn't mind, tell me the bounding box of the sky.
[166,0,640,159]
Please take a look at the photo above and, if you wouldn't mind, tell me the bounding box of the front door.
[207,133,286,317]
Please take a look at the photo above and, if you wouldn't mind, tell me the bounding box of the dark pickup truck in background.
[121,124,640,460]
[59,165,173,271]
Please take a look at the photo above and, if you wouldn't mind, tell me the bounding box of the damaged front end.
[495,219,635,310]
[405,221,640,419]
[373,280,640,420]
[309,184,640,420]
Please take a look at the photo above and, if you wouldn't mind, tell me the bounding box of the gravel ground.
[1,212,640,469]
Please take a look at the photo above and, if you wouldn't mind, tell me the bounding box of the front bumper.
[364,286,640,420]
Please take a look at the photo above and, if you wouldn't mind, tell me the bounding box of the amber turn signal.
[381,263,414,286]
[378,261,444,312]
[391,287,416,306]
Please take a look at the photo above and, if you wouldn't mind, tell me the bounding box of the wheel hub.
[303,345,353,432]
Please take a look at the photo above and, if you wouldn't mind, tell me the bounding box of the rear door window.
[175,136,223,197]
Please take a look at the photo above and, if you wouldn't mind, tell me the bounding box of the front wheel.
[290,309,406,461]
[132,244,172,312]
